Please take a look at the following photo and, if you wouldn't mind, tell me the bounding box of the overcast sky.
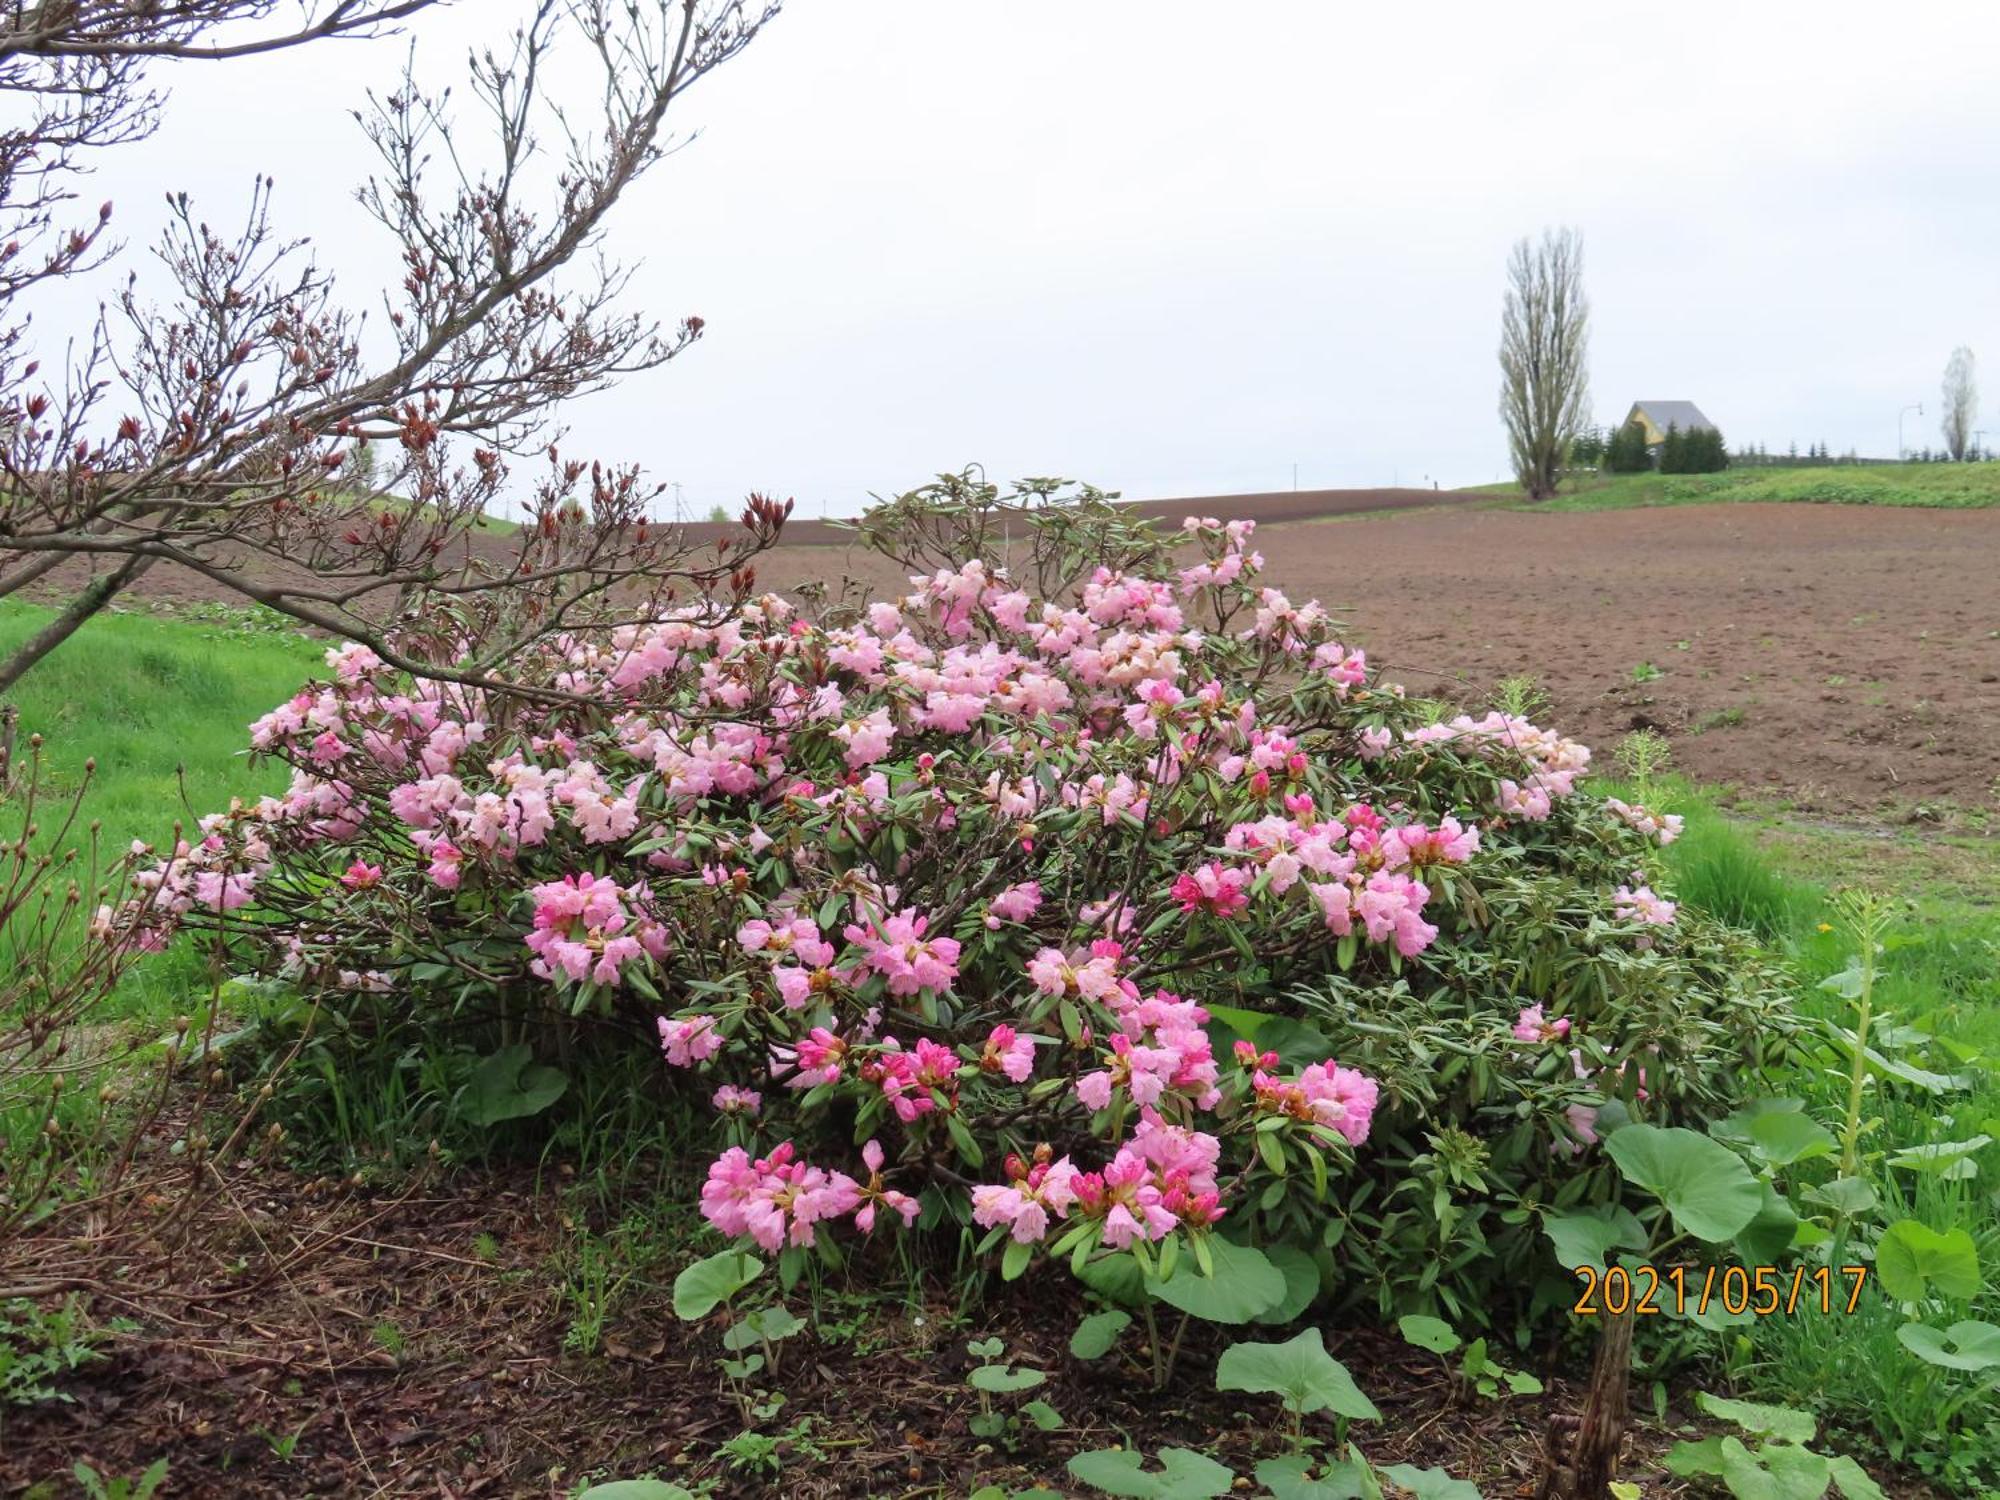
[35,1,2000,515]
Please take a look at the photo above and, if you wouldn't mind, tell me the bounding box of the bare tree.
[1498,227,1591,500]
[1941,346,1977,462]
[0,1,788,698]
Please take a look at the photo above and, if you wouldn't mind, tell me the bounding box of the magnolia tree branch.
[0,0,785,698]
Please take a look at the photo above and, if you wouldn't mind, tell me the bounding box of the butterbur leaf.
[1886,1136,1992,1179]
[1542,1205,1647,1272]
[1070,1309,1133,1360]
[1256,1453,1380,1500]
[1826,1455,1887,1500]
[1065,1446,1236,1498]
[1215,1328,1380,1420]
[1021,1398,1064,1431]
[458,1044,568,1126]
[1694,1390,1817,1443]
[1145,1237,1285,1324]
[1733,1181,1800,1264]
[1742,1110,1837,1167]
[1378,1463,1481,1500]
[1255,1244,1322,1325]
[1804,1175,1877,1217]
[671,1249,764,1321]
[1875,1219,1981,1302]
[1603,1124,1761,1242]
[575,1484,696,1500]
[1896,1319,2000,1371]
[967,1362,1046,1394]
[1396,1314,1460,1355]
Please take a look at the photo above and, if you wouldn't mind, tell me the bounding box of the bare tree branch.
[1499,227,1590,502]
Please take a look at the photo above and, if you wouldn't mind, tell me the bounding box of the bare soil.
[743,500,2000,825]
[19,491,2000,820]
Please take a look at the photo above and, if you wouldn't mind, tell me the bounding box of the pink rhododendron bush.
[125,479,1798,1326]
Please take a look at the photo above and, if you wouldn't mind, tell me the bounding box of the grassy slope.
[1471,462,2000,512]
[0,603,321,1025]
[0,601,319,857]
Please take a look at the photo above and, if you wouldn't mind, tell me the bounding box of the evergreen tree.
[1659,421,1685,474]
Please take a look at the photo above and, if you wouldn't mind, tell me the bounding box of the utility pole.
[1292,463,1298,492]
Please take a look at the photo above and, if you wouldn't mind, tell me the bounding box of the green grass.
[1650,781,2000,1486]
[0,600,319,860]
[1471,462,2000,513]
[1,601,320,1027]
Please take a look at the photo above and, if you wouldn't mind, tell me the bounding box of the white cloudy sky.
[31,1,2000,514]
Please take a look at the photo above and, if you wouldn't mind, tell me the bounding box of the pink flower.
[843,908,961,997]
[851,1138,920,1234]
[194,870,257,912]
[340,860,383,890]
[700,1142,861,1252]
[981,1025,1037,1083]
[831,708,896,768]
[659,1014,724,1068]
[1253,1061,1380,1145]
[984,881,1043,927]
[1512,1004,1571,1043]
[712,1084,762,1116]
[524,872,662,986]
[1613,883,1677,927]
[1171,861,1251,918]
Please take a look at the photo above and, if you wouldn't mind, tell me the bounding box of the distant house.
[1624,400,1717,445]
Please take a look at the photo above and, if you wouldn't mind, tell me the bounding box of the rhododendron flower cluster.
[115,487,1752,1296]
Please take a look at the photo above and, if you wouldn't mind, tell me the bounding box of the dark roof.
[1628,400,1716,432]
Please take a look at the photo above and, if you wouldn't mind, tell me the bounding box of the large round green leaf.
[1542,1205,1647,1272]
[576,1484,695,1500]
[670,1248,765,1320]
[1145,1237,1285,1324]
[1254,1243,1323,1325]
[1603,1125,1761,1243]
[1066,1446,1236,1498]
[1875,1218,1982,1302]
[1896,1318,2000,1371]
[1215,1328,1380,1420]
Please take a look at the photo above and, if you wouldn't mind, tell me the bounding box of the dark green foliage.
[1659,423,1728,475]
[1567,427,1607,469]
[1604,419,1652,473]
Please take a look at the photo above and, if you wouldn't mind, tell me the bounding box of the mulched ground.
[2,1150,1679,1498]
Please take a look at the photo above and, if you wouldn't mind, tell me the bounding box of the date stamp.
[1573,1264,1870,1318]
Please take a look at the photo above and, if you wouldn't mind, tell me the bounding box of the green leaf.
[1895,1318,2000,1371]
[670,1249,764,1321]
[1542,1205,1648,1272]
[1875,1219,1982,1302]
[1215,1328,1380,1420]
[1022,1398,1064,1431]
[1145,1237,1285,1324]
[1396,1314,1460,1356]
[1826,1455,1887,1500]
[1065,1446,1236,1498]
[1886,1136,1992,1179]
[1255,1244,1322,1325]
[1742,1110,1838,1167]
[1001,1236,1034,1282]
[968,1362,1047,1394]
[1803,1175,1877,1217]
[1604,1124,1762,1242]
[1075,1252,1147,1307]
[1695,1390,1818,1443]
[458,1043,568,1126]
[575,1484,696,1500]
[1070,1309,1133,1360]
[1256,1454,1381,1500]
[1378,1464,1482,1500]
[1734,1182,1801,1264]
